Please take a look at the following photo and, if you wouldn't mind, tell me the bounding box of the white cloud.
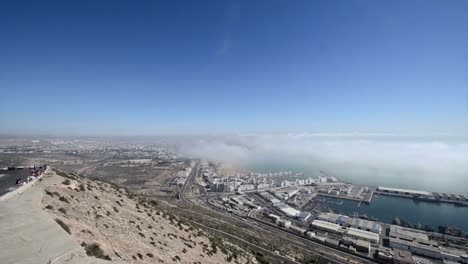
[180,134,468,193]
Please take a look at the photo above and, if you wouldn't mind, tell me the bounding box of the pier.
[375,186,468,207]
[318,189,374,204]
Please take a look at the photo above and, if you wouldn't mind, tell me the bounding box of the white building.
[346,228,379,244]
[237,184,255,192]
[278,219,291,228]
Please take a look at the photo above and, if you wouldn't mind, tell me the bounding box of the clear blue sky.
[1,0,467,135]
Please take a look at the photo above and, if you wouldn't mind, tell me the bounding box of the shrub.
[59,196,69,203]
[146,253,154,258]
[81,229,93,235]
[55,170,68,178]
[45,205,53,210]
[58,208,67,215]
[81,242,111,260]
[45,190,54,197]
[55,219,71,234]
[62,179,71,185]
[79,184,85,191]
[148,200,158,207]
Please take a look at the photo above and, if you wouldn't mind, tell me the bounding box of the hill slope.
[42,171,252,263]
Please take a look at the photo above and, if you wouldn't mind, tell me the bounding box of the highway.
[177,160,200,202]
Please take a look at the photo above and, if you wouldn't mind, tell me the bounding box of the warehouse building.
[342,237,370,254]
[297,211,311,222]
[347,218,382,234]
[389,236,441,259]
[317,212,340,223]
[289,225,307,235]
[276,203,301,217]
[317,212,381,234]
[346,228,379,243]
[388,224,442,259]
[311,220,346,234]
[389,225,429,241]
[277,219,292,228]
[311,220,380,243]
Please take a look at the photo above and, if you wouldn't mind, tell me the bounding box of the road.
[178,160,200,202]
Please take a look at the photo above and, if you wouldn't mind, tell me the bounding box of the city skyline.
[1,0,467,135]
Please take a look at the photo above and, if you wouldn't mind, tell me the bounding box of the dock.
[375,186,468,207]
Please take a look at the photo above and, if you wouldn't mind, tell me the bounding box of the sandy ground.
[41,172,249,264]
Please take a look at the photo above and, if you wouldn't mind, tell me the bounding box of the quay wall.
[375,191,468,207]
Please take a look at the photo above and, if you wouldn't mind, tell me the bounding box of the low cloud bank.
[180,134,468,193]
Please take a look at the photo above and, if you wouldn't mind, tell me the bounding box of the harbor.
[375,186,468,207]
[315,194,468,234]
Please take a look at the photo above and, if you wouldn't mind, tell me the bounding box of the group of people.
[14,164,48,186]
[15,175,39,186]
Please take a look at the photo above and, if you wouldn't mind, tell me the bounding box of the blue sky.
[1,0,467,135]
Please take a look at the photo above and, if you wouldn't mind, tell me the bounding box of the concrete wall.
[0,175,43,202]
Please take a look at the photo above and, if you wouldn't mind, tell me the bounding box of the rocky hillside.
[41,171,252,264]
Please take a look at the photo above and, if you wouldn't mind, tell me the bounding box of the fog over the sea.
[180,133,468,194]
